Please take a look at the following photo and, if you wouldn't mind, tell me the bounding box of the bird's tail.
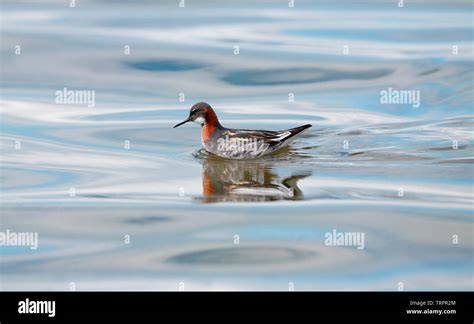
[285,124,312,140]
[274,124,312,148]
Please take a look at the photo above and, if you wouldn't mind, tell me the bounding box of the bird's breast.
[201,124,216,143]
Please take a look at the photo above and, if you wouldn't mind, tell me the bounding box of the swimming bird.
[173,102,312,159]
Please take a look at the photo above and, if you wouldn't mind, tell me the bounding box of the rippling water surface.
[1,0,473,290]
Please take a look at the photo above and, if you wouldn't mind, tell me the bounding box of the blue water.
[0,0,472,291]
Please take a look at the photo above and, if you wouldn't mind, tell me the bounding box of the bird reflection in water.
[196,149,311,203]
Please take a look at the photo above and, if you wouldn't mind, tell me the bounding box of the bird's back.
[204,124,312,159]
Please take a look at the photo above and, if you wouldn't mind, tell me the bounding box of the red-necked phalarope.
[174,102,312,159]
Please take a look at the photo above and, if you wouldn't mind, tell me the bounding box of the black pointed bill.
[173,118,191,128]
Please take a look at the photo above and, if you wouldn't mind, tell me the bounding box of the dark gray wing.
[223,124,311,149]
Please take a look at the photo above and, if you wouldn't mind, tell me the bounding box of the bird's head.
[173,102,219,128]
